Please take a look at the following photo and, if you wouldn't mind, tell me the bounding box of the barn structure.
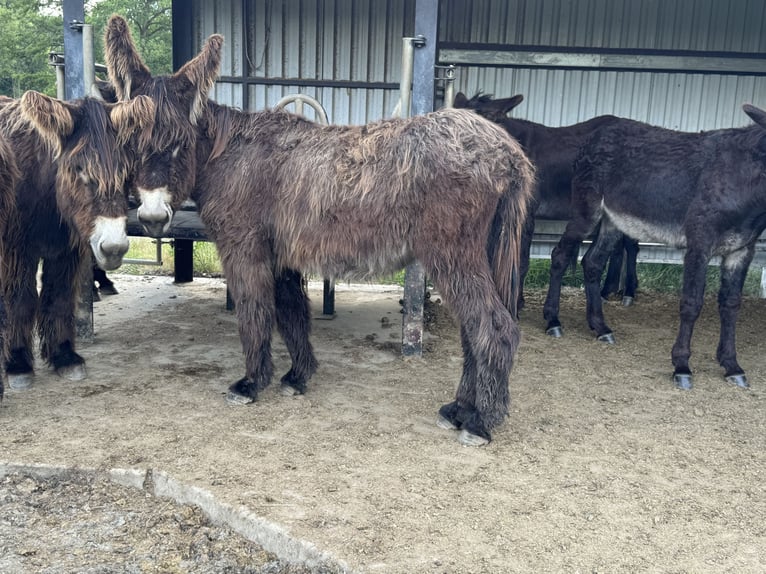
[61,1,766,345]
[163,0,766,352]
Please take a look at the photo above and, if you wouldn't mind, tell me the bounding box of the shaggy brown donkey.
[543,104,766,390]
[0,92,153,391]
[0,133,20,400]
[105,17,535,446]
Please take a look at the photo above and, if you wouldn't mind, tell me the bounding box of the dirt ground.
[1,274,765,573]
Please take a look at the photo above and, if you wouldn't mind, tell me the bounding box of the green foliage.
[0,0,171,98]
[524,259,762,297]
[0,1,62,96]
[87,0,172,75]
[119,238,222,277]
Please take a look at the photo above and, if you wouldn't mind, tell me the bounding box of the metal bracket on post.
[435,65,456,107]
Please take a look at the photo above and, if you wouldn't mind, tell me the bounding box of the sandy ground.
[1,274,765,573]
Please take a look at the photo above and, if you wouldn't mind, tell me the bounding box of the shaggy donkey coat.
[104,16,536,445]
[0,133,20,400]
[453,92,641,307]
[543,104,766,389]
[0,92,153,392]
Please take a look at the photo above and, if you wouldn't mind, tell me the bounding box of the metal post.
[62,0,85,100]
[81,24,95,96]
[401,0,440,358]
[400,38,415,118]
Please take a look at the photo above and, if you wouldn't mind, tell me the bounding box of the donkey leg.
[671,248,711,390]
[274,268,318,396]
[223,258,276,404]
[600,235,625,301]
[621,237,640,306]
[715,248,753,388]
[543,225,589,337]
[38,253,86,381]
[436,270,520,445]
[437,325,479,431]
[4,255,39,390]
[582,223,622,343]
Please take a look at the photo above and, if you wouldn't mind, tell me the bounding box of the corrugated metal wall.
[187,0,766,129]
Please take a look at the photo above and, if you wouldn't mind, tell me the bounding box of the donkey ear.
[104,14,152,101]
[486,94,524,116]
[109,94,155,147]
[453,92,469,108]
[174,34,224,124]
[19,91,74,158]
[743,104,766,129]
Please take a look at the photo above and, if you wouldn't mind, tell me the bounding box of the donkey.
[103,15,223,238]
[0,133,20,400]
[453,92,641,310]
[0,91,153,391]
[105,16,536,445]
[542,105,766,390]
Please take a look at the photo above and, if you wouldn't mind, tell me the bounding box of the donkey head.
[20,91,155,270]
[453,92,524,123]
[104,14,223,237]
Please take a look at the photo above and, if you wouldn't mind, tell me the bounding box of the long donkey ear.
[487,94,524,115]
[109,94,156,147]
[19,91,74,158]
[743,104,766,129]
[104,14,152,101]
[173,34,224,125]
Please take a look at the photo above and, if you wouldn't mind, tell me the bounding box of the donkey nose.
[140,218,169,238]
[97,238,130,271]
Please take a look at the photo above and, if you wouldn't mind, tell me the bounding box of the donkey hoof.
[622,296,634,307]
[7,373,34,390]
[57,363,87,381]
[225,391,255,405]
[457,429,489,447]
[279,383,303,397]
[725,373,749,389]
[597,333,616,344]
[673,373,693,390]
[436,415,458,431]
[546,325,563,338]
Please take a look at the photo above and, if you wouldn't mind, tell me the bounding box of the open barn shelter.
[172,0,766,128]
[164,0,766,351]
[3,2,766,573]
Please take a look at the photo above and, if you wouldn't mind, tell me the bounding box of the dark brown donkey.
[453,92,641,311]
[0,91,153,392]
[105,16,536,446]
[0,133,20,400]
[543,105,766,390]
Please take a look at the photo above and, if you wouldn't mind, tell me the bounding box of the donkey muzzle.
[91,216,130,271]
[137,187,174,238]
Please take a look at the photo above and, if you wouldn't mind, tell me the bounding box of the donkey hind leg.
[225,260,276,405]
[670,247,712,390]
[38,253,86,381]
[600,234,625,302]
[4,255,40,389]
[436,270,519,445]
[543,218,595,337]
[715,247,754,388]
[621,237,640,306]
[517,215,536,313]
[274,268,318,396]
[582,222,623,343]
[437,326,478,430]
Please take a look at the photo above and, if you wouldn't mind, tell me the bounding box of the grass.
[524,258,763,297]
[114,238,763,298]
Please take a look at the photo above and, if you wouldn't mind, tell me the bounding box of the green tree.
[0,1,62,96]
[88,0,172,75]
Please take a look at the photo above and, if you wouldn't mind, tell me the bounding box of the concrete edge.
[0,461,353,573]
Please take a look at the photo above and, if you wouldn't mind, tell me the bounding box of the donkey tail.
[487,145,535,320]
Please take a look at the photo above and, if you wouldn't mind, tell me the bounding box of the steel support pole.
[401,0,439,358]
